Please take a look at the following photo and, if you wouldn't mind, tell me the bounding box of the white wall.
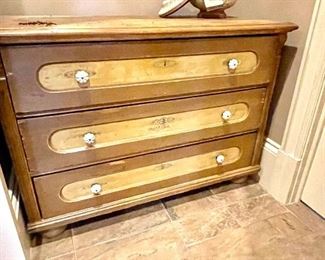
[0,0,163,16]
[0,173,26,260]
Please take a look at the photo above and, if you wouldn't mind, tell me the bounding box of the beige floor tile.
[287,202,325,233]
[182,211,318,260]
[75,223,184,260]
[252,232,325,260]
[182,216,283,259]
[48,253,76,260]
[184,230,325,260]
[72,201,169,250]
[266,212,313,240]
[32,187,325,260]
[162,189,220,220]
[225,194,288,227]
[211,183,266,208]
[172,207,240,246]
[31,229,74,260]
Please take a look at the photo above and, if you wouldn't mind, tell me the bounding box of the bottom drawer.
[34,133,257,218]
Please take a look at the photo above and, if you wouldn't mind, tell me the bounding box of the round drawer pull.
[90,183,102,195]
[75,70,90,85]
[228,58,239,70]
[83,132,96,146]
[222,110,232,121]
[216,154,225,165]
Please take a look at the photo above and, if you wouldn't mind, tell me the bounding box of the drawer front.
[2,36,278,115]
[19,88,265,174]
[34,133,257,218]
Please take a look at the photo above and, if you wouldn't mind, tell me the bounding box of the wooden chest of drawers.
[0,17,297,233]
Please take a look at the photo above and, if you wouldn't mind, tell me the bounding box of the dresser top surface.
[0,16,298,44]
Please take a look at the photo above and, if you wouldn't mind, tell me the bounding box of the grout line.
[209,187,219,195]
[47,252,76,260]
[185,235,218,248]
[74,251,78,260]
[70,227,78,260]
[160,200,173,222]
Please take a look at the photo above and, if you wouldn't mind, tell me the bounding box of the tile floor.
[31,179,325,260]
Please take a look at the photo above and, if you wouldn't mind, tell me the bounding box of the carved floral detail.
[149,117,175,131]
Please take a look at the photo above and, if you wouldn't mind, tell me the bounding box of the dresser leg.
[41,225,67,238]
[231,176,248,184]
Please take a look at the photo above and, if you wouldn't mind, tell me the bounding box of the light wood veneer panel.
[38,52,257,91]
[61,147,240,202]
[50,103,249,154]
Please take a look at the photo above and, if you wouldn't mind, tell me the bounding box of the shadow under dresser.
[0,17,297,233]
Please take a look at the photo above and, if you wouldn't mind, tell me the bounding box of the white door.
[301,124,325,218]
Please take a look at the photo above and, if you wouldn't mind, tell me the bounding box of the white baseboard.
[263,137,280,155]
[259,138,280,194]
[259,138,302,204]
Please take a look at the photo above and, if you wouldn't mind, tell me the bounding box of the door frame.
[261,0,325,204]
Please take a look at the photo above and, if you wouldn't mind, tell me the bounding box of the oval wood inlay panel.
[38,52,257,91]
[60,147,241,202]
[49,103,249,154]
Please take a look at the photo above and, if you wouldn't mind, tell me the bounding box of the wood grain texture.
[33,133,256,218]
[50,103,249,154]
[19,88,265,175]
[0,18,298,233]
[29,165,260,233]
[0,61,41,222]
[0,62,4,77]
[39,52,257,91]
[60,147,241,202]
[2,36,277,115]
[252,34,287,165]
[0,16,298,44]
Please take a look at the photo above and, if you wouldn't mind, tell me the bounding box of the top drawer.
[1,36,278,115]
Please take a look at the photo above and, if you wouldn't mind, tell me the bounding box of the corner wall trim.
[260,0,325,204]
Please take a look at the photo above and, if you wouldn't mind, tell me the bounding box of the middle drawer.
[19,88,265,175]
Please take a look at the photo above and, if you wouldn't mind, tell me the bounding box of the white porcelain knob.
[90,183,102,195]
[222,110,232,121]
[216,154,225,165]
[83,132,96,146]
[75,70,90,85]
[228,58,239,70]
